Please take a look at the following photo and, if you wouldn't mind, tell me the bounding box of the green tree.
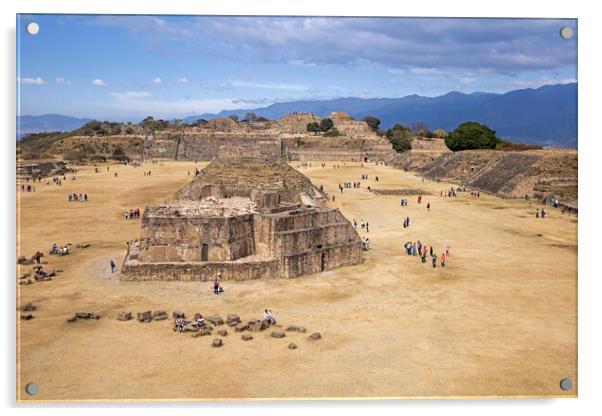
[433,128,446,139]
[242,112,258,123]
[445,121,499,151]
[363,116,381,132]
[386,123,412,153]
[111,147,129,161]
[228,114,240,122]
[319,118,334,132]
[307,122,321,135]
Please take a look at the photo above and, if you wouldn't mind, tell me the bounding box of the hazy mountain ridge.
[17,114,91,139]
[18,83,577,147]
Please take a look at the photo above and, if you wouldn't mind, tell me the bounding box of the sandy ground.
[16,160,577,401]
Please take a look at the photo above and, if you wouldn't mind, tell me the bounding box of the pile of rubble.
[66,312,100,323]
[115,309,322,348]
[19,303,36,320]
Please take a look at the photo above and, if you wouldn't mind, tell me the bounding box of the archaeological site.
[121,142,363,281]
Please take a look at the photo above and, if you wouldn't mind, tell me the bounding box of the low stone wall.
[122,257,280,281]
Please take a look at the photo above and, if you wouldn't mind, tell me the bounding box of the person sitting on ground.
[61,245,69,255]
[50,243,58,254]
[195,314,206,330]
[264,309,277,325]
[173,317,185,332]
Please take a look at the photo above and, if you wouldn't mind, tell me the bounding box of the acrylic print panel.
[16,14,577,401]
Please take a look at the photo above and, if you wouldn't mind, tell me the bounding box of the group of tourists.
[535,208,547,219]
[24,176,43,183]
[353,219,369,233]
[172,308,277,333]
[361,237,371,251]
[124,208,141,220]
[51,176,64,186]
[50,243,70,256]
[400,198,409,206]
[143,170,152,176]
[402,216,411,228]
[339,181,361,192]
[441,188,458,198]
[67,193,88,202]
[404,240,449,268]
[263,308,277,325]
[20,184,35,192]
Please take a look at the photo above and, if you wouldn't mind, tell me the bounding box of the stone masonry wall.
[122,256,280,281]
[139,213,255,262]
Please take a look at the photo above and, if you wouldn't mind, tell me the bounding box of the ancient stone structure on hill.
[139,112,401,164]
[122,144,363,281]
[418,149,578,200]
[17,159,71,180]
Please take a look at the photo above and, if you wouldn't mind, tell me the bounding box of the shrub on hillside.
[323,128,340,137]
[319,118,334,132]
[111,147,129,161]
[363,116,381,132]
[445,122,498,151]
[386,123,412,153]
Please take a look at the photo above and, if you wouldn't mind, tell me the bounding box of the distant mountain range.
[17,114,90,139]
[18,83,577,147]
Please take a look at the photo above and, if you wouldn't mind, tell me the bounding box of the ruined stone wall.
[122,256,280,281]
[175,135,282,161]
[138,213,255,262]
[283,136,397,163]
[281,242,363,278]
[254,208,363,278]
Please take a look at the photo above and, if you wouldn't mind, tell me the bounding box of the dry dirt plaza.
[16,160,577,400]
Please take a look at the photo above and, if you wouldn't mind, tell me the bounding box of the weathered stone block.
[309,332,322,340]
[117,311,132,321]
[153,310,168,320]
[206,316,224,325]
[137,311,152,322]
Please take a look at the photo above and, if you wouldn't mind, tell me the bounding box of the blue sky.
[17,15,577,121]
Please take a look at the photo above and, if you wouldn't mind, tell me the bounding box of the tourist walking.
[110,259,116,273]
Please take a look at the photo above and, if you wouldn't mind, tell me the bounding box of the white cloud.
[91,78,107,86]
[152,77,162,84]
[18,77,46,85]
[177,77,189,84]
[228,80,309,91]
[112,91,152,98]
[512,76,577,89]
[55,77,71,86]
[99,92,254,118]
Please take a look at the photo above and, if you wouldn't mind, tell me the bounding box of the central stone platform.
[122,144,363,280]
